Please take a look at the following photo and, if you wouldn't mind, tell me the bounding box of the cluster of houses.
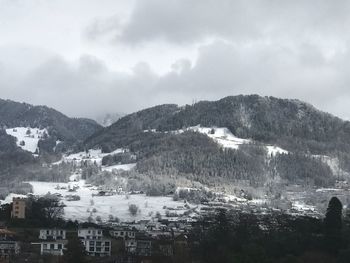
[0,224,190,262]
[0,197,192,262]
[30,227,112,257]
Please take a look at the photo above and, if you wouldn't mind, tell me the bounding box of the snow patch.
[0,193,27,205]
[292,201,316,212]
[102,163,136,172]
[187,126,250,149]
[266,146,288,156]
[168,126,288,155]
[5,127,48,153]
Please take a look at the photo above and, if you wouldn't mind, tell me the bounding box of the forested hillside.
[0,98,102,150]
[82,95,348,189]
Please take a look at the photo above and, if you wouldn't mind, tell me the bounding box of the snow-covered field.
[54,149,136,172]
[26,180,188,222]
[5,127,48,153]
[58,149,124,165]
[53,149,136,172]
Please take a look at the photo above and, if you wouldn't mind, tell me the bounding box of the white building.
[78,228,111,257]
[38,229,67,256]
[40,241,66,256]
[39,229,66,240]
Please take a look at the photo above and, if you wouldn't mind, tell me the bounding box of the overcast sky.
[1,0,350,119]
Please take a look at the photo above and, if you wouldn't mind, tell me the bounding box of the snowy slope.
[145,126,288,156]
[5,127,48,153]
[187,126,250,149]
[188,126,288,155]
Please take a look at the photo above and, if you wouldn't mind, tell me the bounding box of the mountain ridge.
[84,94,350,155]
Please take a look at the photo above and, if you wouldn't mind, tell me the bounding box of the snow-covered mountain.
[0,98,102,154]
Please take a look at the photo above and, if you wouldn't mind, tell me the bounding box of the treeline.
[190,197,350,263]
[101,151,136,166]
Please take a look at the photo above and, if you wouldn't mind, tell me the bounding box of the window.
[58,244,62,250]
[105,247,110,252]
[89,247,95,252]
[50,244,54,249]
[105,242,110,246]
[96,247,101,252]
[44,244,48,249]
[89,241,95,246]
[98,231,102,234]
[120,232,124,236]
[96,242,101,246]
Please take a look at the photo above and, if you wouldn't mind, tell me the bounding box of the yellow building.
[11,197,26,219]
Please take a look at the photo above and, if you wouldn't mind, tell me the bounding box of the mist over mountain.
[94,112,125,127]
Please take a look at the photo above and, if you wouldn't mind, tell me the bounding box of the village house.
[109,226,136,240]
[11,197,26,219]
[39,229,66,240]
[37,229,67,256]
[78,228,111,257]
[0,229,20,259]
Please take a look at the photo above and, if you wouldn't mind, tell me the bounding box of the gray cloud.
[2,40,350,120]
[2,0,350,121]
[88,0,350,46]
[155,40,350,119]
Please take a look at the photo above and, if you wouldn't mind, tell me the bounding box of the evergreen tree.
[325,197,343,234]
[324,196,343,254]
